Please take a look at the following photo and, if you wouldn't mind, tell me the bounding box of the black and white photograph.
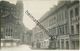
[0,0,79,51]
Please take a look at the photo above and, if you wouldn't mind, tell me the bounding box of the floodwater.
[0,44,51,51]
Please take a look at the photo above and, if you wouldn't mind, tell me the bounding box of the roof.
[38,1,71,23]
[0,1,16,8]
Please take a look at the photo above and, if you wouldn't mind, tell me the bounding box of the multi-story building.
[32,0,79,49]
[0,0,24,45]
[23,30,32,45]
[32,26,49,48]
[68,1,79,49]
[15,0,25,44]
[0,1,17,39]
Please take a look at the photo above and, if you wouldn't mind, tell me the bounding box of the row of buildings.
[0,0,26,46]
[32,0,79,49]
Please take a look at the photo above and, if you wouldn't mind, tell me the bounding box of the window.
[59,27,62,35]
[62,26,64,34]
[58,26,63,35]
[11,29,13,33]
[62,11,64,20]
[75,7,79,16]
[70,9,73,18]
[61,39,64,49]
[76,41,79,49]
[59,14,61,21]
[71,25,74,34]
[57,14,60,22]
[66,41,69,49]
[59,27,61,35]
[57,40,60,49]
[58,27,60,35]
[65,24,68,34]
[59,26,64,35]
[52,28,56,35]
[76,24,79,34]
[72,41,75,49]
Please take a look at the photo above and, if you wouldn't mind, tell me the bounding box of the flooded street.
[0,44,52,51]
[1,45,32,51]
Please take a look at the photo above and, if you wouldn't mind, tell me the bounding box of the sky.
[2,0,59,30]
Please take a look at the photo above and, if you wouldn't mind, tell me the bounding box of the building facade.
[24,30,32,45]
[0,0,24,45]
[32,26,49,48]
[32,0,79,49]
[68,1,79,49]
